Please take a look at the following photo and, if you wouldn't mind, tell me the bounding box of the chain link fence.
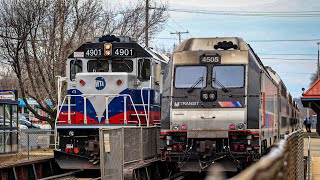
[100,127,160,180]
[230,130,304,180]
[0,129,55,167]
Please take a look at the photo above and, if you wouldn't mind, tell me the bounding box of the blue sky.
[149,0,320,98]
[117,0,320,98]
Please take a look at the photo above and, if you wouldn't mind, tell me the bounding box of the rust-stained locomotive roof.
[174,37,248,52]
[172,37,249,65]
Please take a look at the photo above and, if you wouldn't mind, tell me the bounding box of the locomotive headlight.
[104,43,111,49]
[172,124,180,130]
[237,123,245,130]
[104,43,112,56]
[105,50,111,56]
[202,93,209,100]
[209,93,216,100]
[69,131,74,136]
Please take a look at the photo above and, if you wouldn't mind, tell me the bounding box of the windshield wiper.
[213,78,228,93]
[187,77,204,93]
[121,60,132,71]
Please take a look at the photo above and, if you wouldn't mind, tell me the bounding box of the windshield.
[212,65,244,88]
[175,66,207,88]
[111,60,133,72]
[88,60,109,72]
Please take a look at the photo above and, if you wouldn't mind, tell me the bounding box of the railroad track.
[40,170,83,180]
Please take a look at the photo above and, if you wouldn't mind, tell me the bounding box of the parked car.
[18,114,40,129]
[19,119,40,129]
[0,118,28,130]
[21,113,30,121]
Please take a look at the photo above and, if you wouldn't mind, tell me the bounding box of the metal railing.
[307,136,312,180]
[56,94,142,125]
[99,127,160,180]
[54,93,143,149]
[226,130,304,180]
[0,129,54,167]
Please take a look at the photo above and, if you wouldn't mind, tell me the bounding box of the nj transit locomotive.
[54,35,168,169]
[160,37,300,171]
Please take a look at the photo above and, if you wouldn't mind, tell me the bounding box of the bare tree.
[0,0,168,129]
[97,1,168,44]
[310,71,318,86]
[0,0,102,128]
[0,64,19,90]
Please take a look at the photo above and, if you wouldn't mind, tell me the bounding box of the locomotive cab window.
[111,60,133,72]
[138,59,150,81]
[87,60,109,72]
[212,65,244,88]
[70,60,83,81]
[175,66,207,88]
[154,62,161,85]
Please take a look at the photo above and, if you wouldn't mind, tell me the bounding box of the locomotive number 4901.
[85,48,102,57]
[114,48,135,57]
[200,55,221,64]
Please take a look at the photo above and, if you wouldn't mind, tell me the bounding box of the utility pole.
[145,0,149,47]
[317,42,320,79]
[170,31,189,43]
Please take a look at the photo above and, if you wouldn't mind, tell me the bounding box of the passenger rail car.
[54,35,168,169]
[160,37,300,171]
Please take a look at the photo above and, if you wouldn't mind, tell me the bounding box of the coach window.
[70,59,82,81]
[87,60,109,72]
[111,60,133,72]
[175,66,207,88]
[138,59,150,81]
[212,65,244,88]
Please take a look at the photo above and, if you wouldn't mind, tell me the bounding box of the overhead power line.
[261,58,316,61]
[248,39,320,42]
[154,8,320,17]
[170,31,189,43]
[278,72,314,75]
[155,37,320,42]
[258,53,317,56]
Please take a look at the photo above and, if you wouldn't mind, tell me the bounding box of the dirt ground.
[0,149,54,166]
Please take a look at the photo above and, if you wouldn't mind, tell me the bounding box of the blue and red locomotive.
[54,35,168,169]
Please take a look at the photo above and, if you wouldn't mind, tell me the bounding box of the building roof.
[301,79,320,112]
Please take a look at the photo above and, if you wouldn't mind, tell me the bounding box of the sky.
[119,0,320,98]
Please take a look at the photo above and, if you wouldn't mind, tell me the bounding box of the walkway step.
[312,157,320,179]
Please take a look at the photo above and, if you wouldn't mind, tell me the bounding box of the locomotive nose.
[76,73,134,94]
[75,73,134,122]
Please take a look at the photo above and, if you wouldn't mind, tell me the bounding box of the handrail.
[55,94,142,125]
[231,130,304,180]
[141,87,150,126]
[307,135,311,180]
[54,93,142,149]
[140,76,155,127]
[54,95,67,149]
